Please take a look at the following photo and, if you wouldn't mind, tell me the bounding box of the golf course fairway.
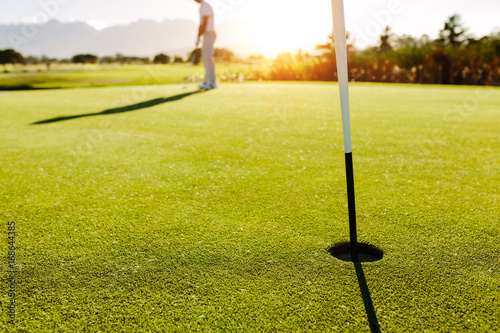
[1,82,499,331]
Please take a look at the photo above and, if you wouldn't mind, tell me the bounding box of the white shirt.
[200,0,215,32]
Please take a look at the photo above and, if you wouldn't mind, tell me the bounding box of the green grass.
[0,64,199,90]
[0,82,499,331]
[0,63,269,90]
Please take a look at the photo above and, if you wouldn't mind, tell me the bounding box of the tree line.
[0,48,236,71]
[2,14,499,85]
[270,14,500,85]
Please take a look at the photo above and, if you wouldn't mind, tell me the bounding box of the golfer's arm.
[198,16,209,37]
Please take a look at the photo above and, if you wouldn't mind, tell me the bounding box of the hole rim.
[327,242,384,262]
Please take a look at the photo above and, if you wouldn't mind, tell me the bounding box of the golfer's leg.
[202,32,216,87]
[202,44,209,85]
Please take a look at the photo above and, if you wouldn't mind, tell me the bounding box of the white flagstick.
[331,0,358,262]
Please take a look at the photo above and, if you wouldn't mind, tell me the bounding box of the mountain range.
[0,19,266,59]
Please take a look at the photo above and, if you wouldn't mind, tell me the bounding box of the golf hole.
[328,242,383,262]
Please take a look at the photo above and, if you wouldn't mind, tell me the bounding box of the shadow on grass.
[1,85,63,91]
[354,262,381,333]
[31,89,204,125]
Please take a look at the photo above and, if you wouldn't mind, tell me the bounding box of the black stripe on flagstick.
[345,152,358,262]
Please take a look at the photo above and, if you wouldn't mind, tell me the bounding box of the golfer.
[194,0,217,90]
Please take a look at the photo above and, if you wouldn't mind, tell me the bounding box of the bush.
[0,49,26,66]
[153,53,170,64]
[72,54,99,64]
[214,48,235,62]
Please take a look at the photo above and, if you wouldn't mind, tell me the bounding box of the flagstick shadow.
[31,89,204,125]
[354,262,381,333]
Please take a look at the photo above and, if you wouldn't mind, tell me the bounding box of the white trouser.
[202,31,216,86]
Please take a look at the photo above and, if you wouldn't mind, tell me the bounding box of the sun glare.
[230,1,332,57]
[248,23,298,57]
[88,20,111,30]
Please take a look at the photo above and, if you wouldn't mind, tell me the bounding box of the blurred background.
[1,0,499,86]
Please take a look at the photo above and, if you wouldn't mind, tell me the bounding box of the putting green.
[0,82,499,331]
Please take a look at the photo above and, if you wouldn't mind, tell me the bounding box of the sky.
[2,0,499,57]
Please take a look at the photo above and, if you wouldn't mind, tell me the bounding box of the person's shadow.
[31,89,204,125]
